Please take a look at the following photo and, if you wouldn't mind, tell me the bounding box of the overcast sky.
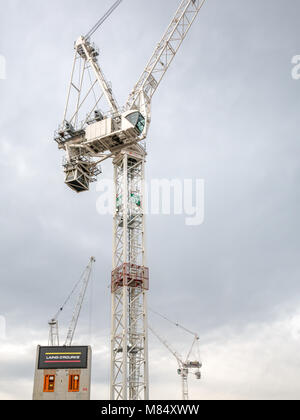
[0,0,300,400]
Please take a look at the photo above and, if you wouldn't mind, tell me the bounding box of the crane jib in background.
[48,257,96,347]
[149,308,202,401]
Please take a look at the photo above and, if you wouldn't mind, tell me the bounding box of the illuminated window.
[69,375,80,392]
[43,375,55,393]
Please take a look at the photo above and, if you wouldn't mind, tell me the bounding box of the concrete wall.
[32,346,92,400]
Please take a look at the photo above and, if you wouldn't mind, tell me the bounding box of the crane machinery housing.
[54,0,206,400]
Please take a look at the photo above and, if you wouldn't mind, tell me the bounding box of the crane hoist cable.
[85,0,123,40]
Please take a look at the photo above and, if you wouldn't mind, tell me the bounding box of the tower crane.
[149,309,202,400]
[54,0,206,400]
[48,257,95,347]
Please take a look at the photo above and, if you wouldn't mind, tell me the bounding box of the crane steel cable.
[149,307,199,339]
[85,0,123,40]
[51,270,86,321]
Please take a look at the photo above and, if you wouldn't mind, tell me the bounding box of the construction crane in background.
[48,257,95,347]
[149,312,202,401]
[54,0,206,400]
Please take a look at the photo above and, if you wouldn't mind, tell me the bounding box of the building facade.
[33,346,92,400]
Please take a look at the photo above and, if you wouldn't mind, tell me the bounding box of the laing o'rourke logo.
[96,178,205,227]
[0,55,6,80]
[38,346,88,370]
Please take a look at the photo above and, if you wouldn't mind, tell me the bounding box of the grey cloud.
[0,0,300,400]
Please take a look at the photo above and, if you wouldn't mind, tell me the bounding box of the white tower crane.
[48,257,95,347]
[54,0,206,400]
[149,322,202,401]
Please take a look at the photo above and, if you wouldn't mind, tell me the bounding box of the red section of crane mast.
[111,264,149,293]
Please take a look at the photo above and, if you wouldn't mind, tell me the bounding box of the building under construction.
[33,346,92,400]
[33,258,95,400]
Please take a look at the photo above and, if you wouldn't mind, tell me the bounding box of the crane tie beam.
[85,0,123,40]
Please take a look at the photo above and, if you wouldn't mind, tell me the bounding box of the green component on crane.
[116,195,122,208]
[131,193,141,207]
[117,194,141,208]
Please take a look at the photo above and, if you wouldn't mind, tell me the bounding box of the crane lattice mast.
[48,319,60,347]
[54,0,206,400]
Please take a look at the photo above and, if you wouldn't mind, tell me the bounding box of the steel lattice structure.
[54,0,206,400]
[111,151,149,400]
